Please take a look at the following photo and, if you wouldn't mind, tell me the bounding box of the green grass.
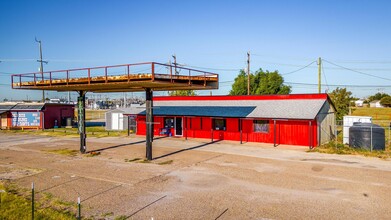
[2,126,129,138]
[0,181,76,220]
[157,160,173,165]
[114,215,128,220]
[310,141,391,159]
[44,148,78,156]
[84,151,101,157]
[74,109,107,121]
[124,158,142,162]
[351,107,391,127]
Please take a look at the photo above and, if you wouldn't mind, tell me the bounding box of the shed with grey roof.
[0,103,74,129]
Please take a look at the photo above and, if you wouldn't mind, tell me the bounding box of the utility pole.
[172,54,177,75]
[35,38,48,102]
[247,51,250,95]
[318,57,322,94]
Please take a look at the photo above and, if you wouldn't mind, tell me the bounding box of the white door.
[112,113,123,130]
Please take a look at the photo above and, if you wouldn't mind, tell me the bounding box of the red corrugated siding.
[43,105,74,129]
[136,116,318,147]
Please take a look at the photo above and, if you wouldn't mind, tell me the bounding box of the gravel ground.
[0,132,391,219]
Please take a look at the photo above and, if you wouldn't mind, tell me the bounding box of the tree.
[229,70,248,95]
[229,69,291,95]
[168,90,196,96]
[328,87,353,120]
[380,96,391,107]
[368,92,390,102]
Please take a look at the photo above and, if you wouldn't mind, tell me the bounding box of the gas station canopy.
[11,62,219,92]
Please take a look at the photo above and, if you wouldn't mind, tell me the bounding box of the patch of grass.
[137,159,151,164]
[114,215,128,220]
[102,211,114,217]
[1,126,128,138]
[124,158,142,162]
[0,181,75,220]
[45,148,78,157]
[310,141,391,159]
[84,151,101,157]
[158,160,173,165]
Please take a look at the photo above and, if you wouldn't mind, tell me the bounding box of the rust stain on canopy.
[11,62,219,92]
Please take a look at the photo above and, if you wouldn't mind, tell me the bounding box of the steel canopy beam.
[78,91,87,153]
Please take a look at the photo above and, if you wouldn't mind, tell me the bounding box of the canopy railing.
[11,62,218,88]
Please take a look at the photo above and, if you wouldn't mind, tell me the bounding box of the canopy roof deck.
[11,62,218,92]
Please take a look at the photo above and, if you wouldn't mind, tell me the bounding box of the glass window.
[164,117,174,128]
[254,120,269,133]
[213,119,226,131]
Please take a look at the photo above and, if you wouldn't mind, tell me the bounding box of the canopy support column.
[145,88,153,160]
[77,91,87,153]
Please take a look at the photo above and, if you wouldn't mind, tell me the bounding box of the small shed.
[105,106,141,131]
[370,100,383,108]
[0,103,74,129]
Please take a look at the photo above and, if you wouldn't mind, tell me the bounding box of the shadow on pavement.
[153,140,222,160]
[87,136,167,153]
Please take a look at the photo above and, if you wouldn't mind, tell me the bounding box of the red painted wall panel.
[43,104,74,129]
[136,116,318,147]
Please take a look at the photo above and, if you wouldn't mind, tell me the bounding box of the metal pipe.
[77,197,81,220]
[78,91,86,153]
[145,88,153,160]
[31,182,34,220]
[309,121,313,149]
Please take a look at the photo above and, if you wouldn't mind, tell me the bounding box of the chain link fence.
[333,120,391,151]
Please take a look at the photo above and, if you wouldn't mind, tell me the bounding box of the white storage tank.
[343,116,372,144]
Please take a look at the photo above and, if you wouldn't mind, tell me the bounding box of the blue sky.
[1,0,391,101]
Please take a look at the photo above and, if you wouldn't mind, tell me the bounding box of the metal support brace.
[145,88,153,160]
[78,91,87,153]
[309,121,313,149]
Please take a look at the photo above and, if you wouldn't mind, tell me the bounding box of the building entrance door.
[175,117,183,136]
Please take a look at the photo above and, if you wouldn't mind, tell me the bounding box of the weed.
[310,141,391,159]
[0,181,75,220]
[44,148,78,157]
[85,151,101,157]
[158,160,173,165]
[137,159,151,164]
[124,158,142,162]
[114,215,128,220]
[102,211,114,217]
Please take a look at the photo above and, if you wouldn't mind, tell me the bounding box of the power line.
[183,65,241,72]
[322,59,391,81]
[281,60,317,75]
[285,81,391,88]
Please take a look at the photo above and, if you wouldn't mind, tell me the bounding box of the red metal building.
[0,103,74,129]
[124,94,335,148]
